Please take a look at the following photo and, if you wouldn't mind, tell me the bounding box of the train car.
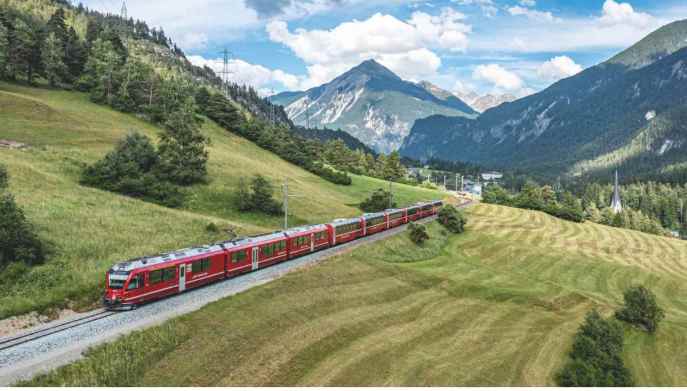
[418,201,435,218]
[328,217,364,245]
[103,244,226,310]
[385,208,406,228]
[407,205,421,221]
[284,224,330,258]
[362,212,388,236]
[223,232,288,277]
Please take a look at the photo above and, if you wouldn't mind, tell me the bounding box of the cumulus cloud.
[472,64,523,91]
[537,56,583,81]
[519,0,536,6]
[507,6,559,22]
[267,8,471,87]
[188,55,302,91]
[598,0,654,28]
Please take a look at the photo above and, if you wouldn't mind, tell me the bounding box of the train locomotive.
[103,200,443,310]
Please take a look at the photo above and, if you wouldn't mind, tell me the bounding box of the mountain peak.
[346,59,400,80]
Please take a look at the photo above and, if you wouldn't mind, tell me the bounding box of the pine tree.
[82,38,121,103]
[13,17,42,84]
[64,27,86,81]
[157,97,208,185]
[42,32,67,87]
[0,15,9,79]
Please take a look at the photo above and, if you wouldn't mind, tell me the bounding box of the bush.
[80,132,185,207]
[408,222,429,245]
[0,193,47,268]
[0,164,8,190]
[308,163,352,185]
[437,205,467,234]
[482,184,510,205]
[234,175,283,215]
[615,285,665,333]
[360,189,396,212]
[556,310,634,387]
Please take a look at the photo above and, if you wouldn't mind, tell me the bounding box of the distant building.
[611,170,623,214]
[481,171,503,181]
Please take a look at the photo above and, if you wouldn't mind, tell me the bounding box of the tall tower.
[611,170,623,214]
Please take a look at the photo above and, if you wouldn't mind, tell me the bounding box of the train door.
[310,233,315,252]
[252,247,259,271]
[179,264,186,292]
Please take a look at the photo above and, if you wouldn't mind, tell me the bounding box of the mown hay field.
[23,205,687,386]
[0,82,444,317]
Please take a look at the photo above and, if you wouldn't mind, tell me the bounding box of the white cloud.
[537,56,583,81]
[599,0,654,28]
[507,6,559,22]
[472,0,668,54]
[473,64,524,91]
[451,0,498,17]
[519,0,536,6]
[267,8,471,88]
[188,55,302,91]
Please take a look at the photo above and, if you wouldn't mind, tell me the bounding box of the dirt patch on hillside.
[0,140,29,150]
[0,308,77,338]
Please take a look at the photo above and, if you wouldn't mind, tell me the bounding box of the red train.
[103,200,443,309]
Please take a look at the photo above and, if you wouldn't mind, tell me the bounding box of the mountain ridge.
[400,19,687,182]
[270,60,476,153]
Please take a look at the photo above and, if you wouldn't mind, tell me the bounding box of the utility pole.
[219,49,233,96]
[443,175,446,190]
[455,173,459,193]
[282,178,300,229]
[270,88,275,123]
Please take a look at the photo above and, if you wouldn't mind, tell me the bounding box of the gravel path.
[0,215,447,385]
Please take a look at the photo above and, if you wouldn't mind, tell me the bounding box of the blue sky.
[82,0,687,97]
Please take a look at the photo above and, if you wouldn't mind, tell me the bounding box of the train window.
[163,267,175,281]
[149,269,162,284]
[279,241,286,251]
[193,258,210,273]
[367,216,384,226]
[126,274,143,291]
[231,250,246,264]
[263,244,273,257]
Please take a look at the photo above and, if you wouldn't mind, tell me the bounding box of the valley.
[20,204,687,386]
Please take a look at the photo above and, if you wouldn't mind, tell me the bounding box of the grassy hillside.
[22,204,687,386]
[0,82,444,318]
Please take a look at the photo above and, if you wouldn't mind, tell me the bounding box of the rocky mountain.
[417,81,515,113]
[400,19,687,182]
[269,60,476,153]
[471,93,517,113]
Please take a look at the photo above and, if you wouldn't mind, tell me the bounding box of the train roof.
[221,231,287,250]
[385,208,404,214]
[362,212,385,219]
[283,224,328,235]
[110,243,226,272]
[330,217,361,226]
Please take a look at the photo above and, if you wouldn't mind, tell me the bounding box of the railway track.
[0,310,115,352]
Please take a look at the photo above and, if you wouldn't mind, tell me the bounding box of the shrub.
[0,164,8,190]
[556,310,634,387]
[205,222,219,233]
[360,189,396,212]
[408,222,429,245]
[234,175,283,215]
[80,132,184,207]
[482,184,510,205]
[615,285,665,333]
[0,193,47,268]
[437,205,467,234]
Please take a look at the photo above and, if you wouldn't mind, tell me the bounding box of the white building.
[481,171,503,181]
[611,170,623,214]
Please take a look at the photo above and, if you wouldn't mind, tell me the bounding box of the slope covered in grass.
[23,205,687,386]
[0,82,444,317]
